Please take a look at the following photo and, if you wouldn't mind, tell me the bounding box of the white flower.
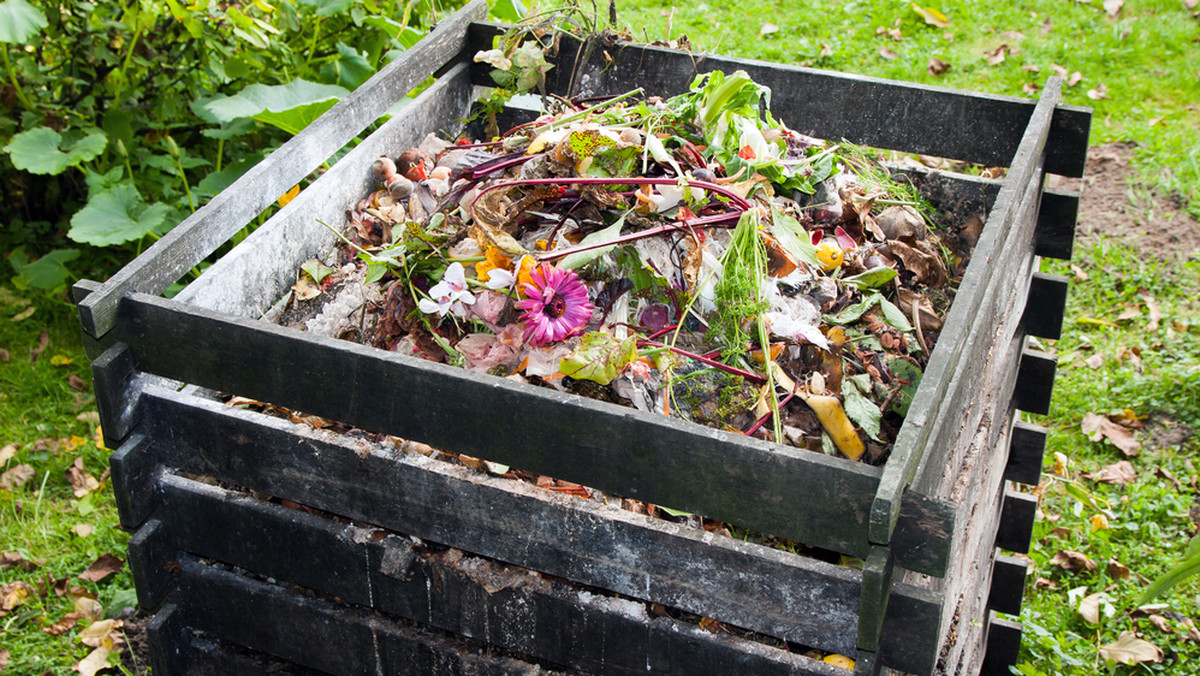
[418,262,476,318]
[483,267,515,290]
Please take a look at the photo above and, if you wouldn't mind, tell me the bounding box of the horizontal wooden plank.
[91,342,141,448]
[467,24,1091,177]
[988,553,1029,617]
[108,433,158,529]
[175,62,477,320]
[111,293,952,574]
[175,557,567,675]
[1006,420,1047,486]
[869,79,1058,549]
[1036,188,1080,260]
[996,490,1038,554]
[76,0,488,339]
[981,614,1023,676]
[135,386,943,673]
[1022,272,1070,340]
[1013,347,1058,415]
[127,519,175,612]
[151,473,846,676]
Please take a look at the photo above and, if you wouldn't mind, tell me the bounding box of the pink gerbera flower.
[516,264,594,346]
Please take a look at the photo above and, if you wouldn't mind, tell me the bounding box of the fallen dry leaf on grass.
[1084,460,1137,484]
[879,47,898,60]
[1088,83,1111,100]
[1081,412,1141,456]
[1099,631,1163,665]
[927,58,951,75]
[71,524,95,538]
[759,23,779,37]
[984,44,1008,66]
[1085,353,1105,369]
[66,457,100,498]
[0,464,35,491]
[1079,592,1114,624]
[30,329,49,363]
[0,443,16,463]
[1104,0,1124,16]
[1050,549,1097,572]
[78,553,125,583]
[0,580,35,613]
[1139,292,1162,331]
[42,611,82,636]
[0,552,44,572]
[1107,558,1131,580]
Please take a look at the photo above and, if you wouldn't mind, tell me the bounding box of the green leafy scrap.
[0,0,47,43]
[200,79,349,134]
[843,374,883,442]
[68,184,171,246]
[559,332,639,385]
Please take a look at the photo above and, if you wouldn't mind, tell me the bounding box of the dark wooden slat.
[467,24,1091,177]
[996,490,1038,554]
[108,433,157,529]
[137,387,944,673]
[114,293,952,575]
[1022,272,1070,340]
[988,553,1029,616]
[176,557,567,675]
[172,634,330,676]
[127,519,176,612]
[152,473,846,676]
[1006,421,1047,485]
[75,0,488,339]
[1013,347,1058,415]
[1036,188,1080,260]
[91,342,141,448]
[857,545,894,653]
[852,650,881,676]
[175,62,476,320]
[145,602,190,676]
[73,280,112,361]
[870,78,1060,549]
[981,614,1024,676]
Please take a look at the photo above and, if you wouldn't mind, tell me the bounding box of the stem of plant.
[637,339,766,384]
[174,156,196,211]
[2,47,36,110]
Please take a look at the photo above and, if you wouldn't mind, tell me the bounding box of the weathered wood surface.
[173,557,567,675]
[175,63,477,320]
[75,0,488,339]
[129,386,943,673]
[1013,348,1058,415]
[981,614,1024,676]
[105,293,953,576]
[108,433,158,529]
[870,79,1060,553]
[996,490,1039,555]
[988,554,1029,617]
[140,472,847,676]
[466,24,1091,178]
[1036,188,1079,260]
[1006,421,1047,486]
[1022,272,1070,340]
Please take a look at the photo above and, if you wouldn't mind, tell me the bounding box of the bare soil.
[1057,142,1200,260]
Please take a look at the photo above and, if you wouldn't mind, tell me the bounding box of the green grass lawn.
[2,0,1199,673]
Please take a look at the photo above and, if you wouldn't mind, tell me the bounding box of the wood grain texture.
[175,63,477,320]
[857,545,894,653]
[175,557,566,675]
[1006,421,1048,486]
[110,293,952,575]
[1022,272,1070,340]
[467,24,1091,177]
[149,473,847,676]
[870,79,1060,550]
[135,386,944,674]
[76,0,488,339]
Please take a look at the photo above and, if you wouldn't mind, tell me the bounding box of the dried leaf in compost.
[1084,460,1137,484]
[78,553,125,583]
[1081,412,1141,456]
[1099,631,1163,665]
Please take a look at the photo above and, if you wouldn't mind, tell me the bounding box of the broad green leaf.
[826,294,879,325]
[558,214,627,270]
[559,332,639,385]
[201,79,348,134]
[879,297,913,332]
[69,184,171,246]
[488,0,526,23]
[319,42,374,89]
[842,266,899,290]
[298,0,355,17]
[196,155,263,196]
[301,259,336,284]
[0,0,47,43]
[3,127,107,175]
[843,374,882,442]
[12,249,79,289]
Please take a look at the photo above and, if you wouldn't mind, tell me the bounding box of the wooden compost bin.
[74,2,1091,673]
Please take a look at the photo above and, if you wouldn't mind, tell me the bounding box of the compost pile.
[287,70,970,467]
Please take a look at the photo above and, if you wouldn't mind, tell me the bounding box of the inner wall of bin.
[174,63,483,321]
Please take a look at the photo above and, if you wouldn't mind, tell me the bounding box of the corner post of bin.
[73,0,488,341]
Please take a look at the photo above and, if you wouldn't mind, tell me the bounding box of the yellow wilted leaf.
[78,618,123,650]
[1052,451,1069,477]
[75,646,112,676]
[64,435,87,451]
[50,353,74,366]
[277,184,300,207]
[1090,513,1109,531]
[912,4,949,28]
